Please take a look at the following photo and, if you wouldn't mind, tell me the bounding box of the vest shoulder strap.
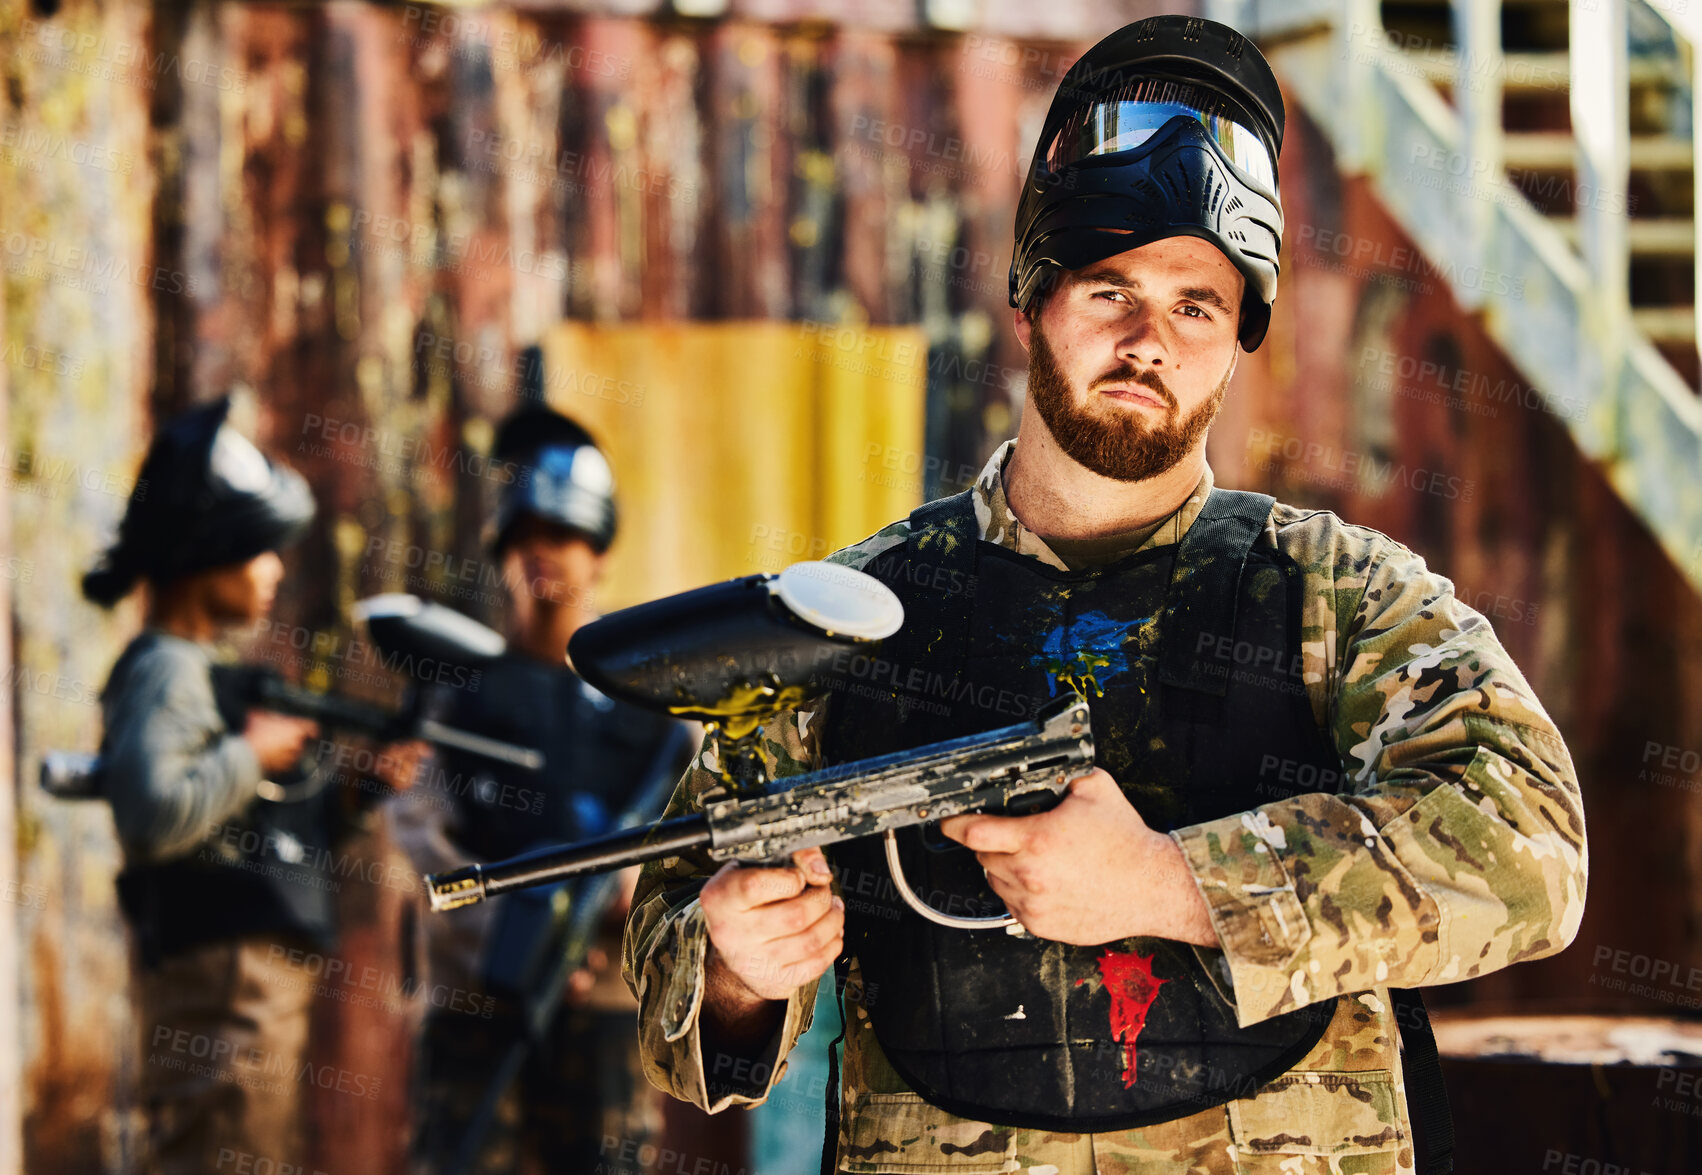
[876,491,979,701]
[1156,487,1276,697]
[1392,987,1455,1174]
[906,490,978,555]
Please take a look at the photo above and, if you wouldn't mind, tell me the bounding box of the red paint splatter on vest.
[1076,950,1167,1089]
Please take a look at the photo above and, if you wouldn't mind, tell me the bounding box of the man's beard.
[1024,322,1231,482]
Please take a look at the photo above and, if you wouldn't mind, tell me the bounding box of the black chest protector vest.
[438,653,689,1002]
[440,653,679,863]
[108,640,348,967]
[820,487,1346,1132]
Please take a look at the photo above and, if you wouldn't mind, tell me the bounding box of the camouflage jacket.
[624,440,1587,1174]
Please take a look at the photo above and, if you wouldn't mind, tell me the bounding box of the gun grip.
[992,788,1066,818]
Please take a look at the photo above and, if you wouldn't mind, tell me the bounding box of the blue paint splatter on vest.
[1031,610,1137,699]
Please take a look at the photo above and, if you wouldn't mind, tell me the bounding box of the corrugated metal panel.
[541,320,927,606]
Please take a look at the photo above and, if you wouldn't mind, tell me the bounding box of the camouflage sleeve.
[1170,515,1588,1027]
[621,699,829,1111]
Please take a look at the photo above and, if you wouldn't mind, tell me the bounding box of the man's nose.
[1116,302,1168,367]
[258,550,285,586]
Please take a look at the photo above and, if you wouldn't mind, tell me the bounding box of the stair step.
[1503,131,1693,172]
[1391,50,1684,94]
[1632,305,1696,343]
[1546,217,1697,256]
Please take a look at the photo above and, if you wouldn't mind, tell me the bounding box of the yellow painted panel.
[540,321,928,610]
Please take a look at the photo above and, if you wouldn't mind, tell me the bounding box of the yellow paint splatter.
[1055,651,1112,699]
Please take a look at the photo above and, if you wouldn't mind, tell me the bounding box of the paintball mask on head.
[1010,15,1286,350]
[82,396,316,607]
[490,404,618,556]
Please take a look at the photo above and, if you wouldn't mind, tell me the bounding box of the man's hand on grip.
[701,846,844,1009]
[244,710,319,775]
[939,768,1220,948]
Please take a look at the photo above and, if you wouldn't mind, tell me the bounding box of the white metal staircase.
[1214,0,1702,594]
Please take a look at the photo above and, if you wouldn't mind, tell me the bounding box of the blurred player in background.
[84,396,421,1175]
[399,403,693,1175]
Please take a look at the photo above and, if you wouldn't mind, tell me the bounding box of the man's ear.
[1013,306,1033,352]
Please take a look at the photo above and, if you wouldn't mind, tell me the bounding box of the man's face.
[202,550,285,624]
[500,514,602,610]
[1013,236,1244,482]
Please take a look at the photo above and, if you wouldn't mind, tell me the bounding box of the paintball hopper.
[354,593,507,671]
[567,562,904,738]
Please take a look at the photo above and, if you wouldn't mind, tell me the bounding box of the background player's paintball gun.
[40,594,542,802]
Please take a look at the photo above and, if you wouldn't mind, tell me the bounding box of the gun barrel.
[417,719,544,771]
[39,751,104,800]
[251,674,542,770]
[426,814,713,911]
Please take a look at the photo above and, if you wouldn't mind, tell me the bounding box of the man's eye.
[1093,290,1126,303]
[1178,304,1208,318]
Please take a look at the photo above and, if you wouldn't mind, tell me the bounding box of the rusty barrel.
[1433,1013,1702,1174]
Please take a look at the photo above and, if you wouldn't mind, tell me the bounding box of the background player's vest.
[437,652,677,863]
[822,488,1344,1131]
[434,652,688,1004]
[107,635,346,966]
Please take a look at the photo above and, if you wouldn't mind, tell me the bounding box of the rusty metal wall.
[0,113,17,1175]
[0,2,1183,1170]
[7,0,1700,1172]
[3,0,161,1168]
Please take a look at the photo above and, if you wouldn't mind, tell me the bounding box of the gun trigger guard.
[883,829,1019,931]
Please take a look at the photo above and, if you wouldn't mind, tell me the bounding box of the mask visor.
[1044,78,1276,191]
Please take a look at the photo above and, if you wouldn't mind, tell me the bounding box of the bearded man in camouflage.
[625,16,1586,1175]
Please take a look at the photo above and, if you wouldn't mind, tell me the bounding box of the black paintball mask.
[490,405,618,556]
[1010,15,1286,350]
[83,396,315,607]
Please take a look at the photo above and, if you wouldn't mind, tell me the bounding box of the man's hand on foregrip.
[700,846,843,1047]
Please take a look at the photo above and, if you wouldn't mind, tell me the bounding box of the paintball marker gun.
[41,594,542,802]
[425,561,1097,931]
